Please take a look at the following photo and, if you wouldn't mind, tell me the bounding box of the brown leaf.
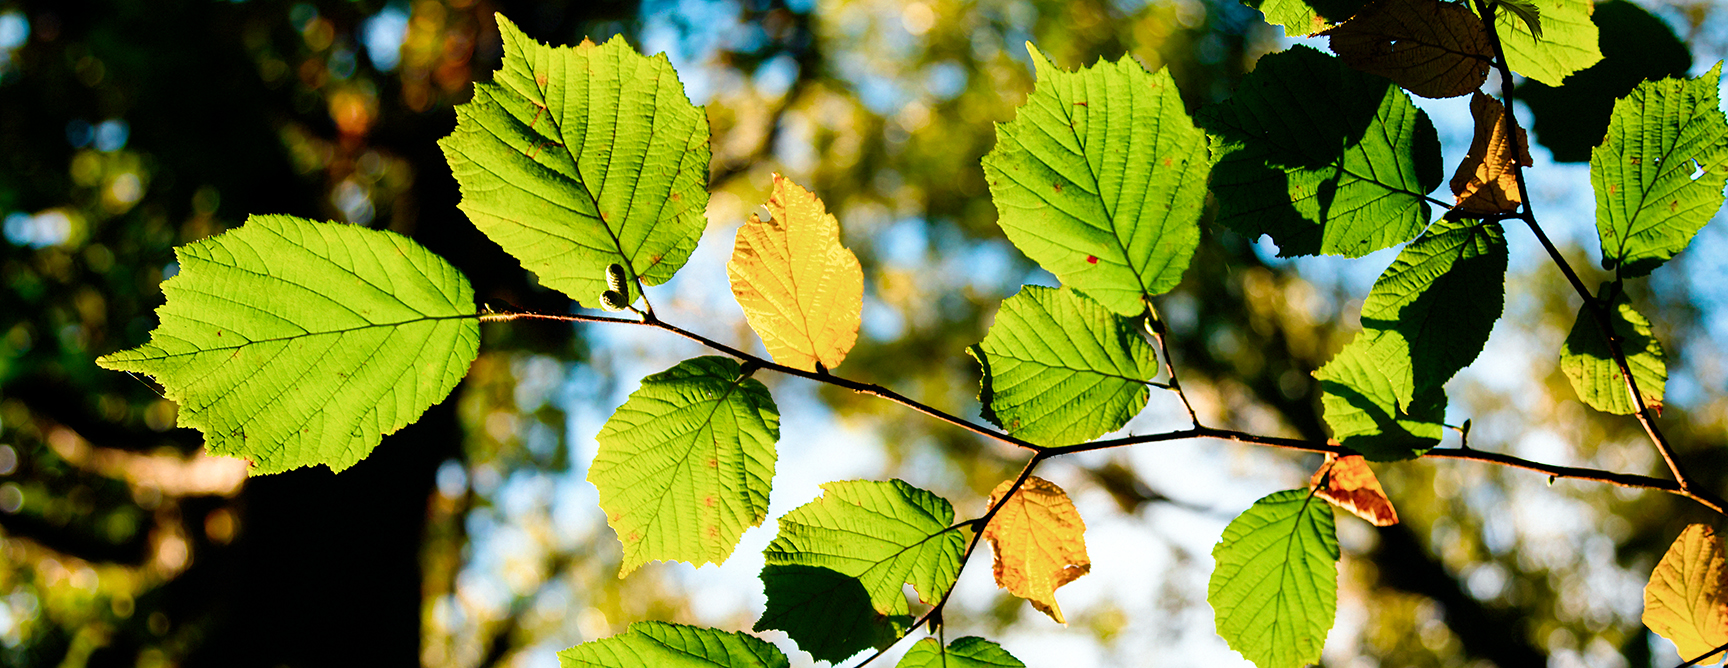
[1324,0,1494,98]
[1450,92,1532,216]
[1309,454,1399,526]
[983,476,1090,624]
[1645,524,1728,664]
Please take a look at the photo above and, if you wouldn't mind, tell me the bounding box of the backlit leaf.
[983,476,1090,624]
[558,622,789,668]
[1240,0,1367,36]
[1644,525,1728,665]
[1201,46,1443,258]
[96,215,479,474]
[1591,65,1728,278]
[1310,454,1398,526]
[896,637,1025,668]
[982,44,1210,314]
[1315,338,1448,461]
[969,286,1158,445]
[1485,0,1601,86]
[440,14,710,307]
[1324,0,1493,99]
[756,565,908,663]
[589,356,779,576]
[1560,293,1665,415]
[1451,93,1531,216]
[757,480,965,661]
[728,175,864,372]
[1209,489,1339,668]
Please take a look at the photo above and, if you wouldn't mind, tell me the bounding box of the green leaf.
[589,356,779,576]
[1591,64,1728,278]
[558,622,789,668]
[762,480,966,616]
[1495,0,1543,38]
[981,44,1210,314]
[896,637,1025,668]
[1240,0,1367,36]
[1201,46,1443,258]
[440,14,710,307]
[1315,336,1448,461]
[96,215,479,474]
[968,286,1158,445]
[1208,489,1339,668]
[1516,0,1692,163]
[1486,0,1601,86]
[1561,293,1666,415]
[1356,218,1507,405]
[757,565,909,663]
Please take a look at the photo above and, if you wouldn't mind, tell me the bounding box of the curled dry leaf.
[983,476,1090,624]
[727,174,865,373]
[1309,453,1399,526]
[1645,524,1728,664]
[1452,92,1532,217]
[1324,0,1493,99]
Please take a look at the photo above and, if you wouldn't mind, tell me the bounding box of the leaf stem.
[1143,297,1202,427]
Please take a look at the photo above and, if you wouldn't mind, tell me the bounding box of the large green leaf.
[896,637,1025,668]
[589,356,779,576]
[96,215,479,474]
[1209,489,1339,668]
[1591,64,1728,278]
[968,286,1157,445]
[1486,0,1601,87]
[1560,293,1666,415]
[558,622,789,668]
[440,14,710,307]
[1315,336,1448,461]
[1515,0,1691,162]
[981,45,1210,314]
[1201,46,1443,258]
[1356,218,1507,405]
[756,565,909,663]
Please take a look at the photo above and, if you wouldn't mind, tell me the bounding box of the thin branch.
[1678,640,1728,668]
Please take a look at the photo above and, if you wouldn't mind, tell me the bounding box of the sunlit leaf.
[1201,46,1443,258]
[1323,0,1493,99]
[756,480,966,661]
[558,621,789,668]
[1209,489,1339,668]
[969,286,1158,445]
[896,637,1025,668]
[1484,0,1601,86]
[727,174,864,372]
[440,14,710,307]
[1310,454,1398,526]
[1560,293,1665,415]
[96,215,479,474]
[982,44,1210,315]
[589,356,779,576]
[983,476,1090,624]
[1240,0,1366,36]
[1315,339,1448,461]
[1591,64,1728,278]
[1644,525,1728,666]
[1451,93,1531,216]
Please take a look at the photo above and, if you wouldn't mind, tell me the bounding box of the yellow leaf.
[1451,92,1532,217]
[1645,524,1728,665]
[1324,0,1494,99]
[982,476,1090,624]
[727,174,864,373]
[1309,453,1399,527]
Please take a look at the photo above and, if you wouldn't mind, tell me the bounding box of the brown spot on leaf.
[1086,255,1098,264]
[1053,181,1063,193]
[703,496,716,507]
[626,531,641,543]
[671,192,682,202]
[706,458,718,468]
[1163,157,1173,168]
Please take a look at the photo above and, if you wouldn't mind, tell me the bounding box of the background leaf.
[1486,0,1601,86]
[558,621,789,668]
[727,174,864,372]
[1310,454,1399,526]
[969,286,1158,445]
[589,356,779,576]
[1560,293,1666,415]
[1201,46,1443,258]
[896,637,1025,668]
[440,14,710,307]
[981,44,1210,314]
[1323,0,1492,99]
[1644,525,1728,665]
[1591,64,1728,278]
[983,476,1090,624]
[1451,93,1530,216]
[96,214,479,474]
[1208,489,1339,668]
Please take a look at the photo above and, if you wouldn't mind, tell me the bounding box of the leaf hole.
[1691,159,1705,181]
